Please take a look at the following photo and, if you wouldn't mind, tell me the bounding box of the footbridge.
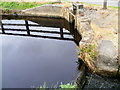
[0,4,84,45]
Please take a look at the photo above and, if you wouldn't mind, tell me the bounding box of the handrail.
[0,20,75,42]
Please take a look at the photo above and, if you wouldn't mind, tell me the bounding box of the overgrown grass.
[0,2,55,10]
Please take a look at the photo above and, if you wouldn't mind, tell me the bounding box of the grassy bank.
[0,2,55,10]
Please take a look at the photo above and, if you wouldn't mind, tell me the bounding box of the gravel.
[83,72,120,89]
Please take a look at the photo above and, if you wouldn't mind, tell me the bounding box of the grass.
[80,2,120,9]
[117,66,120,76]
[79,44,97,60]
[1,1,119,11]
[39,82,78,89]
[60,0,120,9]
[0,2,55,10]
[61,0,68,2]
[60,82,77,88]
[108,6,120,9]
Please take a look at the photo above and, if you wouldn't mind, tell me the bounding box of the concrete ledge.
[22,4,64,17]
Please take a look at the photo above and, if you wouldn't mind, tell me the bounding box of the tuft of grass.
[60,82,77,88]
[39,82,47,88]
[39,82,77,89]
[0,2,55,10]
[79,44,97,60]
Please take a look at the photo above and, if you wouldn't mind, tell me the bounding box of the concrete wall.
[22,4,63,17]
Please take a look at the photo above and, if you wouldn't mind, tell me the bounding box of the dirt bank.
[81,4,119,77]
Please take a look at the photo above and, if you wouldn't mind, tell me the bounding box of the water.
[1,20,78,88]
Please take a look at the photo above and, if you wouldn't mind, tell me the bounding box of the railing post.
[60,28,63,38]
[0,20,5,34]
[25,20,30,35]
[69,12,71,23]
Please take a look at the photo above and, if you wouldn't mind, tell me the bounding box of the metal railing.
[0,20,75,42]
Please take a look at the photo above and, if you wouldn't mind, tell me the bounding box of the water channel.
[1,18,120,89]
[1,20,79,88]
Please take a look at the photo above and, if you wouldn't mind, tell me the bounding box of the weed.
[79,44,97,61]
[60,82,77,88]
[39,82,77,89]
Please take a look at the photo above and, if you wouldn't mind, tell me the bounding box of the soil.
[81,4,120,89]
[83,5,118,49]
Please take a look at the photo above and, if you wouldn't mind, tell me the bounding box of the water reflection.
[0,36,2,90]
[2,20,78,88]
[0,20,77,44]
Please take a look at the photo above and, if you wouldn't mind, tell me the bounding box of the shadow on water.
[0,16,82,88]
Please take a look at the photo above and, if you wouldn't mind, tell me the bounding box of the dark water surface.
[1,20,78,88]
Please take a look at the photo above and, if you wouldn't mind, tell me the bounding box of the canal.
[1,19,120,89]
[1,20,79,88]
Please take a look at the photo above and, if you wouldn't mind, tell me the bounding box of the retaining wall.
[22,4,63,17]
